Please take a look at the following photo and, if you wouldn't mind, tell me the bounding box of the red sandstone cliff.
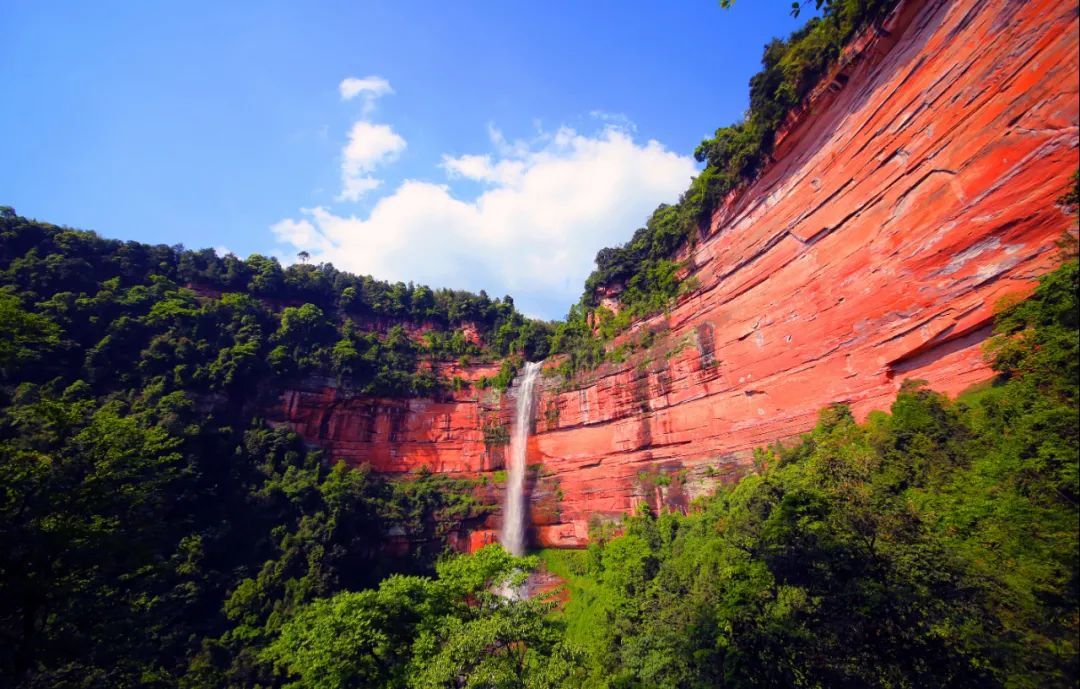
[274,0,1079,550]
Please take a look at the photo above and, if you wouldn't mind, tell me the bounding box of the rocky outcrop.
[274,361,509,474]
[275,0,1079,549]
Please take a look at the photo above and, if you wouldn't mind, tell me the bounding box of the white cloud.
[339,76,394,119]
[342,122,406,174]
[339,175,382,200]
[487,124,532,159]
[339,75,393,102]
[275,124,697,318]
[332,76,404,201]
[337,121,407,201]
[270,217,332,252]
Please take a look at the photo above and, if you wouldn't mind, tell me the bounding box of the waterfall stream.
[500,361,542,557]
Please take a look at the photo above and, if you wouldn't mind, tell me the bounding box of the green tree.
[266,546,575,689]
[0,292,60,378]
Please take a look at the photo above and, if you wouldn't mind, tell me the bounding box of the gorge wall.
[274,0,1080,550]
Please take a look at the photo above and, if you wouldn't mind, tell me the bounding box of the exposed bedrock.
[273,0,1079,549]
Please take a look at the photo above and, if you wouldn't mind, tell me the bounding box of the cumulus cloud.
[337,121,406,201]
[270,218,332,252]
[275,123,697,318]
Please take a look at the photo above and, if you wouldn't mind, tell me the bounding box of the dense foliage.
[0,390,489,687]
[0,206,1075,687]
[0,212,551,398]
[0,213,520,687]
[692,0,896,210]
[23,250,1061,689]
[265,546,581,689]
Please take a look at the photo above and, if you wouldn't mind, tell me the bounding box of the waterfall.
[500,361,542,557]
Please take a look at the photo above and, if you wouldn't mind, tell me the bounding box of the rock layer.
[274,0,1079,549]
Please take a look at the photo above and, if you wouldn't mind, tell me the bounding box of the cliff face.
[274,0,1079,549]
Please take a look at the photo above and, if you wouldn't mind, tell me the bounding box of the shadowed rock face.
[272,0,1080,550]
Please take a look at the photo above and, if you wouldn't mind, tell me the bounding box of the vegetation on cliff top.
[0,211,516,687]
[559,0,900,376]
[0,212,551,398]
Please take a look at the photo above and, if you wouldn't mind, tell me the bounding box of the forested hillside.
[2,203,1076,686]
[0,210,540,687]
[1,0,1077,684]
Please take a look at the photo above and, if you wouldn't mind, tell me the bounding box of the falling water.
[500,361,543,557]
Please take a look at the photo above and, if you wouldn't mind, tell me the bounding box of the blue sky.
[1,1,807,319]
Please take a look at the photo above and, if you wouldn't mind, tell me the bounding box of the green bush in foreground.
[265,546,582,689]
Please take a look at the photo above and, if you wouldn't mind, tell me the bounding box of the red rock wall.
[274,361,509,474]
[275,0,1079,550]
